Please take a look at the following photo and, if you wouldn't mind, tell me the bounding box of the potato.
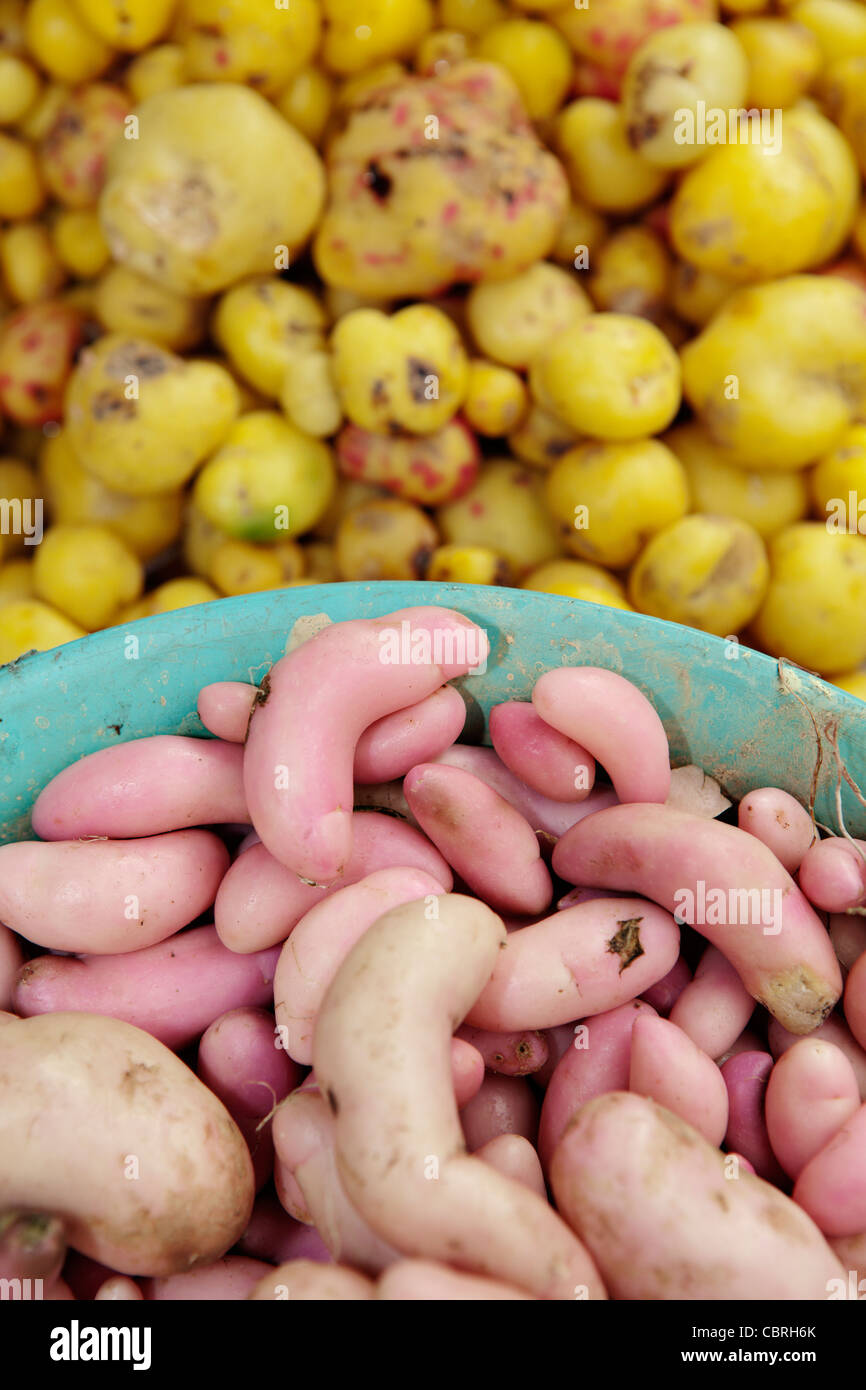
[99,84,325,295]
[628,514,770,636]
[38,84,127,209]
[0,1012,254,1275]
[0,298,81,425]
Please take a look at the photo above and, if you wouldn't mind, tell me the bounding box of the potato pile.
[0,0,864,692]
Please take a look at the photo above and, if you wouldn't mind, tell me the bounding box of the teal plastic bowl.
[0,581,864,844]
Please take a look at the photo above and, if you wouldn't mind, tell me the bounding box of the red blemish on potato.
[441,201,459,225]
[491,245,504,258]
[62,170,77,188]
[454,460,479,497]
[393,101,409,125]
[363,251,407,266]
[409,459,442,491]
[469,501,484,517]
[215,48,229,66]
[21,333,42,351]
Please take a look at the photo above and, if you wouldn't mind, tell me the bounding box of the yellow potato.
[529,313,681,441]
[555,99,669,214]
[94,264,208,352]
[680,275,866,469]
[175,0,321,96]
[0,597,85,660]
[474,18,572,121]
[730,17,822,109]
[336,497,439,579]
[64,334,240,495]
[33,522,143,629]
[275,67,334,147]
[790,0,866,64]
[462,359,528,437]
[0,456,40,556]
[99,84,325,296]
[507,403,581,471]
[213,277,327,399]
[321,0,433,75]
[523,558,631,611]
[622,22,749,169]
[70,0,175,50]
[750,523,866,674]
[0,221,63,302]
[545,439,689,568]
[665,422,809,537]
[670,106,858,282]
[207,536,306,596]
[427,543,511,585]
[337,417,479,505]
[809,424,866,532]
[24,0,114,84]
[587,226,670,321]
[437,459,559,576]
[466,262,591,370]
[124,43,188,103]
[629,513,770,637]
[669,260,738,327]
[193,412,336,542]
[280,351,343,439]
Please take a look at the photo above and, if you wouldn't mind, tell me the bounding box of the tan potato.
[0,1012,254,1276]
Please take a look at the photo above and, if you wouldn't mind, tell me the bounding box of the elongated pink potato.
[434,744,618,838]
[14,927,279,1050]
[143,1257,272,1301]
[460,1074,539,1152]
[0,925,24,1012]
[450,1037,486,1106]
[538,1000,657,1171]
[533,1023,578,1089]
[551,1092,846,1299]
[831,913,866,976]
[198,1007,302,1190]
[799,837,866,913]
[272,1088,401,1273]
[765,1039,861,1179]
[830,1231,866,1285]
[243,606,488,880]
[31,736,247,839]
[215,812,452,952]
[793,1101,866,1237]
[488,701,594,803]
[403,763,552,915]
[238,1191,332,1266]
[466,897,679,1031]
[377,1260,535,1300]
[274,866,449,1063]
[628,1015,728,1146]
[0,1013,254,1276]
[313,894,607,1299]
[353,686,466,783]
[720,1052,784,1184]
[198,681,257,741]
[553,803,842,1035]
[474,1134,546,1198]
[249,1260,374,1300]
[846,953,866,1052]
[769,1013,866,1101]
[0,831,228,954]
[95,1277,143,1300]
[641,954,692,1016]
[669,945,755,1061]
[738,787,816,873]
[454,1024,548,1076]
[198,680,467,783]
[532,667,670,805]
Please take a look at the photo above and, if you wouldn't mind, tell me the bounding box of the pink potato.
[249,1260,374,1300]
[793,1102,866,1237]
[450,1037,486,1106]
[198,1007,303,1191]
[550,1092,846,1299]
[829,1232,866,1288]
[238,1191,333,1266]
[641,954,692,1016]
[533,1023,579,1089]
[538,999,658,1171]
[142,1256,272,1300]
[720,1051,785,1185]
[628,1014,728,1147]
[313,894,607,1299]
[799,837,866,913]
[459,1074,540,1152]
[215,811,452,953]
[376,1260,534,1300]
[553,803,842,1035]
[473,1134,546,1199]
[769,1013,866,1101]
[0,1211,66,1285]
[95,1277,143,1300]
[465,896,679,1031]
[830,913,866,976]
[273,867,450,1064]
[669,945,755,1061]
[403,763,552,915]
[454,1024,548,1077]
[488,701,595,802]
[845,951,866,1053]
[197,681,258,741]
[0,926,24,1012]
[532,666,670,805]
[433,744,619,838]
[352,685,467,783]
[13,926,280,1051]
[737,787,816,873]
[243,606,488,881]
[765,1039,861,1180]
[31,736,247,839]
[272,1088,401,1273]
[0,832,228,954]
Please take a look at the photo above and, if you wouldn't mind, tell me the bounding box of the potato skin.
[0,1012,254,1276]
